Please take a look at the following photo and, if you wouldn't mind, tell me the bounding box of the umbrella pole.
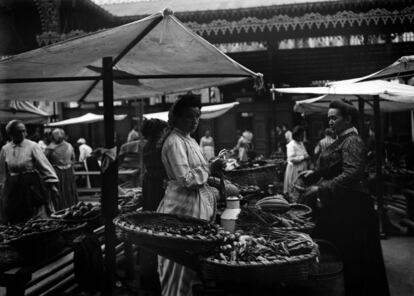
[357,96,365,139]
[373,95,386,238]
[102,56,118,295]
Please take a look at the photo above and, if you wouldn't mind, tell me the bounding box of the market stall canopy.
[46,113,127,126]
[143,102,239,121]
[0,9,261,103]
[0,100,50,124]
[358,55,414,82]
[294,94,414,115]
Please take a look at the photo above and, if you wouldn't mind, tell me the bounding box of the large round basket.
[199,246,319,285]
[114,212,221,254]
[4,220,64,263]
[224,164,278,190]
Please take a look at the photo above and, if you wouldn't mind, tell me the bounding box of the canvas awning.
[275,80,414,114]
[143,102,239,121]
[0,10,261,103]
[358,55,414,82]
[0,100,50,124]
[46,113,127,126]
[294,94,414,115]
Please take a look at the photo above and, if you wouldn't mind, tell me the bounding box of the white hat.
[77,138,86,144]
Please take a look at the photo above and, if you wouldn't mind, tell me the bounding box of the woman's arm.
[163,139,209,189]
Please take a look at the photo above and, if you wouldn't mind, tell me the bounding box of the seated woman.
[157,94,221,296]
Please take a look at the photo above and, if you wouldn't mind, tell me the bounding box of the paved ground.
[382,235,414,296]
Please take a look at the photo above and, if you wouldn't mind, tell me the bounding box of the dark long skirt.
[314,190,390,296]
[1,172,52,224]
[54,167,78,211]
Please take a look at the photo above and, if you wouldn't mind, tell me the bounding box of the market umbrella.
[358,55,414,81]
[0,100,50,124]
[46,112,127,126]
[143,102,239,121]
[293,93,414,115]
[0,10,261,103]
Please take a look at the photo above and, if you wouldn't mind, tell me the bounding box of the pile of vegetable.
[239,185,261,195]
[238,206,313,230]
[52,201,100,220]
[118,195,141,212]
[0,220,61,244]
[126,222,219,237]
[209,229,316,263]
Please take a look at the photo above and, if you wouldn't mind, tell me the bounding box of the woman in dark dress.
[139,118,168,295]
[299,99,389,296]
[141,118,168,211]
[45,128,78,210]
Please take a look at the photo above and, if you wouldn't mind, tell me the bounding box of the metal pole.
[373,95,385,237]
[102,56,118,295]
[357,96,365,139]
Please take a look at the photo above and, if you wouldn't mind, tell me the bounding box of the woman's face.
[176,107,201,134]
[12,123,27,144]
[328,108,351,135]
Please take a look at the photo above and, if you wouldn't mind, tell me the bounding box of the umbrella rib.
[78,14,164,103]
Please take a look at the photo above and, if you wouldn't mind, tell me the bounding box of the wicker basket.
[200,246,319,285]
[114,212,221,254]
[4,220,64,263]
[224,164,278,190]
[61,222,89,245]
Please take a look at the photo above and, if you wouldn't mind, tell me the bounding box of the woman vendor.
[157,94,220,296]
[299,99,389,296]
[0,120,59,224]
[45,128,78,210]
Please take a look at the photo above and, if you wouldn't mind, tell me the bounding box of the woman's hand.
[299,185,319,206]
[298,170,314,179]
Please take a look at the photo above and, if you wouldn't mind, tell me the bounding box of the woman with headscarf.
[0,120,59,224]
[157,94,221,296]
[45,128,78,211]
[299,99,389,296]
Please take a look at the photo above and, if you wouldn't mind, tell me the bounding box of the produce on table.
[0,220,61,244]
[52,201,101,220]
[255,195,290,213]
[239,185,261,195]
[118,195,141,212]
[209,229,316,263]
[238,206,314,230]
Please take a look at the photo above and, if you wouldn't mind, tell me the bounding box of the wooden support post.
[373,95,386,238]
[102,56,118,295]
[357,96,365,140]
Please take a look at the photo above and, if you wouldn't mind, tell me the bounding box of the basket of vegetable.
[224,164,278,190]
[51,201,101,228]
[114,212,222,254]
[60,221,89,245]
[199,230,318,285]
[237,206,315,234]
[0,219,64,264]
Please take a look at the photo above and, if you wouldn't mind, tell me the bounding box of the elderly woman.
[0,120,59,224]
[299,99,389,296]
[45,128,78,211]
[157,94,220,296]
[233,130,253,162]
